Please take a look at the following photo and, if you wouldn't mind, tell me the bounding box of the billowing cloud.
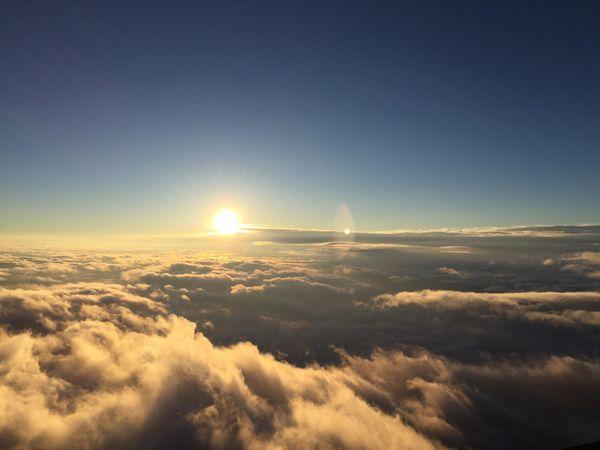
[0,306,439,449]
[558,252,600,279]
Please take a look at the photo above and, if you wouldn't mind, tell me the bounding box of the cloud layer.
[1,226,600,449]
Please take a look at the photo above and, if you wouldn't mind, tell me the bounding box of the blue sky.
[1,0,599,233]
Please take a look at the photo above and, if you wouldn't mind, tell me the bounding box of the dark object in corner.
[565,441,600,450]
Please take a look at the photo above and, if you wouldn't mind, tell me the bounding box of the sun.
[212,208,240,234]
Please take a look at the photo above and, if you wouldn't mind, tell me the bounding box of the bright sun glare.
[212,209,240,235]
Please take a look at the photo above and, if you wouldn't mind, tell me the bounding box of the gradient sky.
[1,0,599,233]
